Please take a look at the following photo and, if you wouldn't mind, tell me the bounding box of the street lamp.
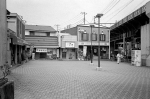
[95,13,103,70]
[90,25,94,64]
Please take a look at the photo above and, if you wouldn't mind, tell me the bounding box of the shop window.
[82,33,89,41]
[92,34,97,41]
[99,34,106,41]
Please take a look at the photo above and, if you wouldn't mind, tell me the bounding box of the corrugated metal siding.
[25,36,58,46]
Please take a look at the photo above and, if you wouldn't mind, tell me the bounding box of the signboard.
[36,48,47,52]
[66,42,75,48]
[78,42,109,46]
[83,46,87,56]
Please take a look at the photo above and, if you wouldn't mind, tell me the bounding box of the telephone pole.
[81,12,87,24]
[55,24,60,32]
[94,16,96,24]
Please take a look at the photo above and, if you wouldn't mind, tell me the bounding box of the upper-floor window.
[82,33,89,41]
[34,32,47,36]
[99,34,106,41]
[92,34,97,41]
[30,31,34,36]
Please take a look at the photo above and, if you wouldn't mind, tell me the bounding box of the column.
[15,45,18,64]
[0,0,7,66]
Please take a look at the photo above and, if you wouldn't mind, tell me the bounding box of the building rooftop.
[25,25,56,32]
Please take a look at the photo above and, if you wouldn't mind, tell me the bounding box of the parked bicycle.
[0,62,11,78]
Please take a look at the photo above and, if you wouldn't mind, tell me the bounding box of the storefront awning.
[33,46,59,48]
[10,32,29,45]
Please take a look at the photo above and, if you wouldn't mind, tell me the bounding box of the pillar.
[0,0,7,66]
[15,45,18,64]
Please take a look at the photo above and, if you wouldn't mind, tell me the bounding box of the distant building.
[61,25,110,60]
[25,25,59,59]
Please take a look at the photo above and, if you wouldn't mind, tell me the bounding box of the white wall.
[141,23,150,59]
[25,30,30,35]
[7,19,16,33]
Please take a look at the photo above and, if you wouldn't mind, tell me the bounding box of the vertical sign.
[83,46,87,56]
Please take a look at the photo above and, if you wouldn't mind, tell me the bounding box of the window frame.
[82,33,89,41]
[91,33,97,41]
[99,34,106,41]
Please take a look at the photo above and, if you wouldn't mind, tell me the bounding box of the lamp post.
[96,13,103,70]
[90,25,94,64]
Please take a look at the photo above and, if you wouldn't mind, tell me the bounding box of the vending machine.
[131,50,141,66]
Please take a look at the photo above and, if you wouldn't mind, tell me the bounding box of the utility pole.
[81,12,87,24]
[55,24,60,32]
[94,16,96,24]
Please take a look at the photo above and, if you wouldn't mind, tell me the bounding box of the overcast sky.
[7,0,150,30]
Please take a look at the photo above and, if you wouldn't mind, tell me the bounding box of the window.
[92,34,97,41]
[34,32,47,36]
[30,31,34,36]
[99,34,106,41]
[82,33,89,41]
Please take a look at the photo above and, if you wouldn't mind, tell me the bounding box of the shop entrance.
[40,53,47,58]
[62,52,66,59]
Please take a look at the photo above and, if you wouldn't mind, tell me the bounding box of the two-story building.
[7,13,28,65]
[61,25,110,59]
[60,35,78,60]
[25,25,59,59]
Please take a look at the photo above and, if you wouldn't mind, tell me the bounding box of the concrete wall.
[0,0,7,78]
[25,30,30,35]
[7,18,17,34]
[141,22,150,66]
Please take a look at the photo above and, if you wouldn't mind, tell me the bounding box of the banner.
[83,46,87,56]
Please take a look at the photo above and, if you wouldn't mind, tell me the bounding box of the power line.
[130,0,147,13]
[61,14,82,26]
[103,0,121,15]
[105,0,134,22]
[102,0,131,20]
[101,0,116,13]
[94,0,121,24]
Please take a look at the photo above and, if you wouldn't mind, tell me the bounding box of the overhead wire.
[103,0,121,15]
[61,14,82,26]
[94,0,121,24]
[101,0,116,13]
[102,0,132,20]
[130,0,147,13]
[105,0,134,22]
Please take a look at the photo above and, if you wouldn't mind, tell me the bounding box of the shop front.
[61,42,78,60]
[78,42,110,60]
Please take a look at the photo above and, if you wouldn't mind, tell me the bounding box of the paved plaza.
[7,60,150,99]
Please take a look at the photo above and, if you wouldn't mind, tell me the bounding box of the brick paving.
[7,60,150,99]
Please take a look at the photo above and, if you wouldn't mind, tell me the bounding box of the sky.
[7,0,150,30]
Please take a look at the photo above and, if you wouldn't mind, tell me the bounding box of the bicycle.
[0,62,11,78]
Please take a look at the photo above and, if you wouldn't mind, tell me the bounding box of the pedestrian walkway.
[7,60,150,99]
